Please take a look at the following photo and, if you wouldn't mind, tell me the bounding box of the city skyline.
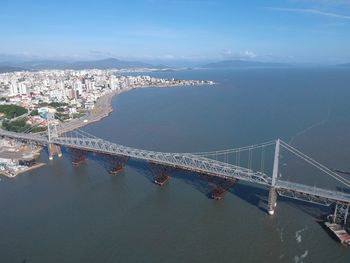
[1,0,350,65]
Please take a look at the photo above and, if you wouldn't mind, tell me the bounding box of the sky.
[1,0,350,64]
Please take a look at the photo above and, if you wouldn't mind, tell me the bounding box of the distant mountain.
[68,58,155,69]
[202,60,290,69]
[0,58,168,70]
[0,66,27,73]
[337,63,350,67]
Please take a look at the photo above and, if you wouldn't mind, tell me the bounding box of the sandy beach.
[59,90,118,133]
[59,82,213,134]
[0,82,213,178]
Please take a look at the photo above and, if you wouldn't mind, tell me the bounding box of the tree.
[2,117,46,133]
[49,102,68,108]
[2,118,30,132]
[0,105,28,119]
[30,109,39,116]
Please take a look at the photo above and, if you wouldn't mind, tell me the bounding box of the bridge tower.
[332,203,350,228]
[47,112,62,160]
[268,139,280,215]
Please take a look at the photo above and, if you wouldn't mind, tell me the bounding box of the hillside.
[202,60,289,69]
[0,66,27,73]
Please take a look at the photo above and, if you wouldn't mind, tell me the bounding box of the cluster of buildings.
[0,157,36,178]
[0,139,43,178]
[0,69,214,118]
[0,69,214,177]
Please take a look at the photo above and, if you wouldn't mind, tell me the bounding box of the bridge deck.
[276,180,350,205]
[2,128,350,206]
[54,136,272,186]
[0,129,271,186]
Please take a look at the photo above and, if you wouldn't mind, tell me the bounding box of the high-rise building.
[84,79,95,91]
[18,83,27,95]
[73,80,83,95]
[9,82,18,96]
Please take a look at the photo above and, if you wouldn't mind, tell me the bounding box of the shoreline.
[1,162,46,178]
[59,89,118,133]
[59,82,214,133]
[0,81,214,178]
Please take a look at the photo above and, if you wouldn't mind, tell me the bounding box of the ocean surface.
[1,68,350,262]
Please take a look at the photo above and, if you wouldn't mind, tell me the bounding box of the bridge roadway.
[1,128,350,207]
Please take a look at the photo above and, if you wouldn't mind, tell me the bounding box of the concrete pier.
[267,187,277,215]
[48,143,62,160]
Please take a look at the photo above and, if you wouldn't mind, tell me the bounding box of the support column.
[109,155,129,175]
[70,148,86,166]
[332,203,350,227]
[46,112,61,160]
[345,204,349,227]
[211,178,238,200]
[268,187,277,215]
[149,162,172,186]
[57,147,62,158]
[48,143,62,160]
[268,139,280,216]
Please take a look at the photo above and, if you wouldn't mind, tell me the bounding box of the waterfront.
[0,70,213,175]
[1,68,350,262]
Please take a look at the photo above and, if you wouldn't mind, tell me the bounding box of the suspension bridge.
[1,113,350,228]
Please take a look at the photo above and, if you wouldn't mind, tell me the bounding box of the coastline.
[59,89,118,133]
[0,82,214,178]
[59,82,214,133]
[1,162,46,178]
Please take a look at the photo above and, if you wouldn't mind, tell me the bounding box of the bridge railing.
[276,180,350,204]
[52,135,272,186]
[3,125,350,206]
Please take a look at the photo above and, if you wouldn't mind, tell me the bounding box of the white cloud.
[221,49,257,59]
[290,0,350,7]
[269,7,350,19]
[157,54,176,60]
[240,50,257,59]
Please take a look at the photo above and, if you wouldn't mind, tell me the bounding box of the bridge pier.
[154,173,170,186]
[267,139,280,216]
[268,187,278,215]
[211,178,237,200]
[70,148,87,166]
[48,143,62,160]
[149,162,172,186]
[107,155,129,175]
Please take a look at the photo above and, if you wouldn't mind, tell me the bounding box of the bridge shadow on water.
[279,196,331,219]
[60,146,332,220]
[60,146,131,174]
[125,158,216,197]
[60,148,226,199]
[122,159,273,213]
[124,158,229,197]
[227,183,268,213]
[229,184,331,219]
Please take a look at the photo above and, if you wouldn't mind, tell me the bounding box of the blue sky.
[1,0,350,64]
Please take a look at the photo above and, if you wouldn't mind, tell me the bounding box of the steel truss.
[1,121,350,208]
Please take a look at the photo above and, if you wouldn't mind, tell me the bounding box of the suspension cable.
[260,146,265,173]
[190,140,275,156]
[280,140,350,188]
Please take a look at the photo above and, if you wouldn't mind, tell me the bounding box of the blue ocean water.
[1,68,350,262]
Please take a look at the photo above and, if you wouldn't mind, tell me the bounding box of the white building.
[10,82,18,96]
[18,82,27,95]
